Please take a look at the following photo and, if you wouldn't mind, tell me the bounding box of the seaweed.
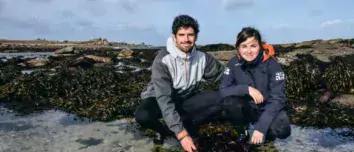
[284,54,326,100]
[0,65,22,86]
[323,56,354,94]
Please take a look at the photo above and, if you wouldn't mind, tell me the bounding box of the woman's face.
[238,36,260,62]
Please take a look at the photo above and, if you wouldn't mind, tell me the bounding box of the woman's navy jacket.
[219,47,286,134]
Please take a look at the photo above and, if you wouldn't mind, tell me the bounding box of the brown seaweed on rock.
[291,99,354,129]
[323,56,354,94]
[0,71,52,114]
[283,54,327,100]
[0,65,22,86]
[0,67,151,120]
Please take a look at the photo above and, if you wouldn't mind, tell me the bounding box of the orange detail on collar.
[236,43,275,62]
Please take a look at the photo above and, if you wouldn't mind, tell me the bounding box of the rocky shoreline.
[0,38,354,151]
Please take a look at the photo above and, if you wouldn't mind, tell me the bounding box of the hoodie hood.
[166,36,196,60]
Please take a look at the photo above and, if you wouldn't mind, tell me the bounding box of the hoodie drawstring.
[185,53,189,82]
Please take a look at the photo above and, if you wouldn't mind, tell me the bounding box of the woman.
[219,27,291,144]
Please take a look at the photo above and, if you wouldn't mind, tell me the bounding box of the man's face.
[173,26,197,53]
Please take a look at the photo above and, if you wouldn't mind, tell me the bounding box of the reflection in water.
[0,107,353,152]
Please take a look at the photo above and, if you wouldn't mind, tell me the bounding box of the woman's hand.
[248,86,264,104]
[250,130,264,144]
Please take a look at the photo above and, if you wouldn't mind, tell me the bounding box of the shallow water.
[0,52,54,60]
[0,106,353,152]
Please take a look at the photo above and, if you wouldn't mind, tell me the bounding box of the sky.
[0,0,353,46]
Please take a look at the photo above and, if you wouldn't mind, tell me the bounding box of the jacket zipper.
[246,68,256,87]
[185,53,189,83]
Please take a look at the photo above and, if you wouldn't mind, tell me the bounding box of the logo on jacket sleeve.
[224,67,230,75]
[275,72,285,81]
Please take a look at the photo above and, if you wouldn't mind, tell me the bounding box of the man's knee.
[135,106,154,126]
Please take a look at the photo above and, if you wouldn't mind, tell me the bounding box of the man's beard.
[178,43,194,53]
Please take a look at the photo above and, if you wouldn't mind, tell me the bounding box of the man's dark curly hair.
[172,15,200,35]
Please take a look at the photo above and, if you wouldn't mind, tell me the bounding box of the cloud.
[121,0,135,13]
[320,19,343,28]
[221,0,255,10]
[0,16,53,34]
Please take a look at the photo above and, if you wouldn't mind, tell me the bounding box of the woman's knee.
[222,96,244,108]
[269,111,291,139]
[277,126,291,139]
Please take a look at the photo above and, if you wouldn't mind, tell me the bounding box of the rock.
[50,54,76,58]
[314,43,338,50]
[280,43,296,48]
[74,57,96,68]
[208,51,235,62]
[351,44,354,48]
[119,49,134,57]
[295,41,313,48]
[328,39,343,44]
[311,50,321,54]
[199,43,235,52]
[3,50,18,53]
[27,58,49,67]
[73,49,83,54]
[17,62,27,67]
[276,54,298,66]
[84,55,112,63]
[331,94,354,108]
[135,50,159,61]
[93,63,106,67]
[54,47,74,54]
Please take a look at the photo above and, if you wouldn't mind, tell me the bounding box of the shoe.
[153,133,166,145]
[234,126,250,143]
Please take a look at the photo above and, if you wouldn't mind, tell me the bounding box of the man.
[135,15,225,152]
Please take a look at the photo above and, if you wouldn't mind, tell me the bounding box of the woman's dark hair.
[172,15,200,35]
[235,27,262,49]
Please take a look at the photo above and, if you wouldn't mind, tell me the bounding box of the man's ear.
[195,34,198,41]
[172,34,176,42]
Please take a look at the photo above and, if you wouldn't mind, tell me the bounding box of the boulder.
[331,94,354,108]
[84,55,112,63]
[119,49,134,58]
[74,57,96,68]
[73,49,83,54]
[54,47,74,54]
[50,54,77,58]
[295,41,313,48]
[27,58,49,67]
[208,51,235,62]
[3,50,18,53]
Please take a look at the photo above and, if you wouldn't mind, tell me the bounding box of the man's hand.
[248,86,264,104]
[250,130,264,144]
[180,136,197,152]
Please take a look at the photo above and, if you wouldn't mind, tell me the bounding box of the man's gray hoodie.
[140,37,225,136]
